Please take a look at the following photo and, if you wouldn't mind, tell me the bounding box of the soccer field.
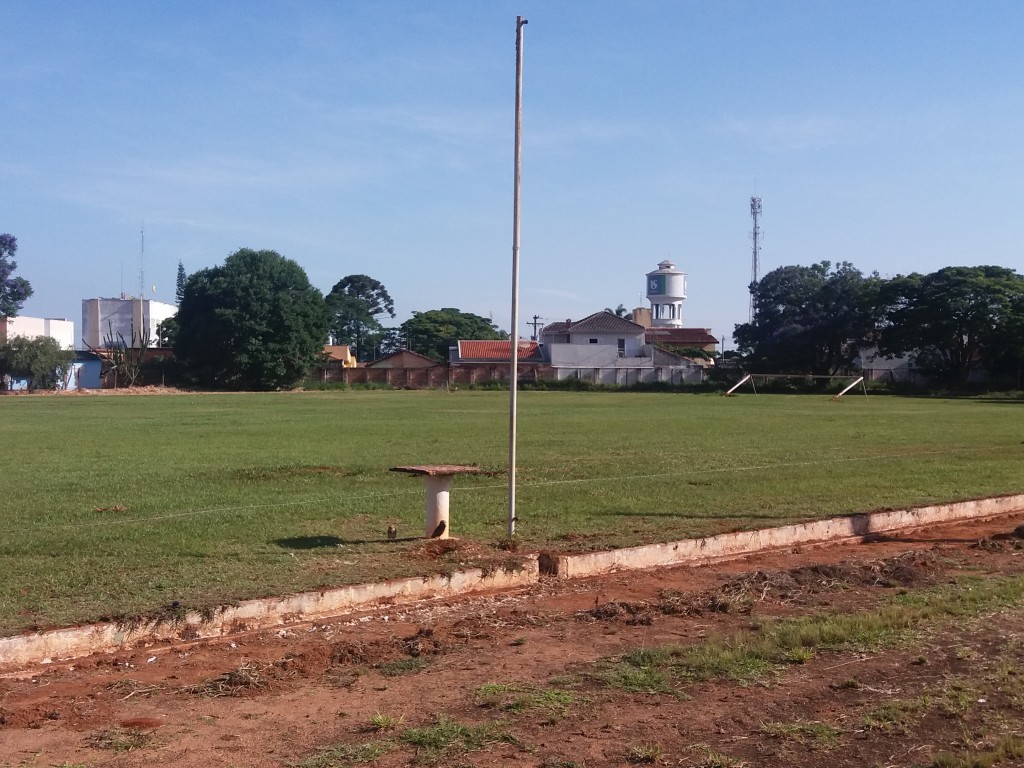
[1,390,1022,635]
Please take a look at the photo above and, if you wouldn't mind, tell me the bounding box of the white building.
[81,298,177,350]
[539,311,703,385]
[0,315,75,349]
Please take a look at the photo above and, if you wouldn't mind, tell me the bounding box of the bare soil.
[3,514,1024,768]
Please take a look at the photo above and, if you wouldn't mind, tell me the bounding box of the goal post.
[724,373,753,395]
[723,373,868,399]
[831,376,867,401]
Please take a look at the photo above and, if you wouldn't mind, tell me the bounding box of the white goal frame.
[724,373,867,400]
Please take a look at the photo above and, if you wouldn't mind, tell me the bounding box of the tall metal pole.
[508,15,527,538]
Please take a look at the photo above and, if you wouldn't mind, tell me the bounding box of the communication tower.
[749,196,762,322]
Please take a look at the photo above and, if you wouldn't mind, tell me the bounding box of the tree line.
[3,238,507,392]
[734,262,1024,387]
[170,248,506,390]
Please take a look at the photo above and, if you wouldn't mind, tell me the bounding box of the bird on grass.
[430,520,447,539]
[387,525,398,540]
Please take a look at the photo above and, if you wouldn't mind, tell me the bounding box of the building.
[81,298,177,350]
[323,345,357,368]
[0,315,75,350]
[538,311,704,385]
[644,327,719,353]
[523,260,717,385]
[450,340,545,365]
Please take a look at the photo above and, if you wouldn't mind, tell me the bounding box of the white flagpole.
[508,15,527,538]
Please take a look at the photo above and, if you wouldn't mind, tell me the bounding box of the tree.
[733,261,880,375]
[94,320,150,388]
[325,275,395,361]
[604,304,633,320]
[175,261,187,305]
[174,248,330,390]
[987,293,1024,387]
[0,336,74,391]
[0,234,33,319]
[401,308,506,362]
[877,266,1024,386]
[373,327,406,357]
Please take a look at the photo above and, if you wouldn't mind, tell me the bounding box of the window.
[589,338,598,344]
[617,338,626,357]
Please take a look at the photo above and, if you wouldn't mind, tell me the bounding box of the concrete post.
[424,475,453,538]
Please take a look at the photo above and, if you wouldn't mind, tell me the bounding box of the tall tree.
[401,308,506,361]
[174,248,330,390]
[175,261,187,304]
[325,274,395,361]
[734,261,880,375]
[0,234,33,318]
[877,265,1024,386]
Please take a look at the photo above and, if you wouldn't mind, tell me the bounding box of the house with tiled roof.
[447,339,552,384]
[537,310,704,385]
[644,327,719,352]
[323,345,356,367]
[367,349,440,369]
[452,339,545,364]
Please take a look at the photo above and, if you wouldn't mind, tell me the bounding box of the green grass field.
[1,390,1022,635]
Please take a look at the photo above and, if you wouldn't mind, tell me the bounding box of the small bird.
[387,525,398,540]
[430,520,447,539]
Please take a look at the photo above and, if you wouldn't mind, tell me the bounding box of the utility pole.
[527,314,543,341]
[508,16,527,539]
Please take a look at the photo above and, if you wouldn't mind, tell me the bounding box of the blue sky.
[4,2,1022,348]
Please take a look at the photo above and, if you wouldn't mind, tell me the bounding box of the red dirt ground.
[3,513,1024,768]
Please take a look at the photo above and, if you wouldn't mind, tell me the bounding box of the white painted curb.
[2,493,1022,673]
[0,557,539,673]
[538,494,1024,579]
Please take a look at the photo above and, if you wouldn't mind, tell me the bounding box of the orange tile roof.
[645,328,719,345]
[457,340,543,361]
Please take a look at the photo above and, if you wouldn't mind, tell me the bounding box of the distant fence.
[312,362,556,389]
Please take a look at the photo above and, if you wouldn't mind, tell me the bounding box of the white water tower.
[646,260,687,328]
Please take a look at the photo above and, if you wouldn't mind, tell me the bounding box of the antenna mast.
[749,197,762,322]
[139,222,145,299]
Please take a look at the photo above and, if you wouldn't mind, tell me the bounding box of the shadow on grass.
[273,535,345,549]
[272,535,419,549]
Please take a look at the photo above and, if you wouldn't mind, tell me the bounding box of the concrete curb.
[2,493,1022,673]
[538,494,1024,579]
[0,557,539,673]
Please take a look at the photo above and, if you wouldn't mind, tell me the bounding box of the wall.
[0,316,75,349]
[315,363,555,388]
[81,299,177,349]
[565,331,644,356]
[556,366,701,385]
[549,343,654,368]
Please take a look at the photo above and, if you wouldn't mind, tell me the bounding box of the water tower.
[646,260,687,328]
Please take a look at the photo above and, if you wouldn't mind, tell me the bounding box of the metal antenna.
[139,222,145,299]
[749,197,762,322]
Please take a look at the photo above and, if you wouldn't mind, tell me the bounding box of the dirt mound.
[579,551,941,625]
[972,524,1024,552]
[580,601,657,625]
